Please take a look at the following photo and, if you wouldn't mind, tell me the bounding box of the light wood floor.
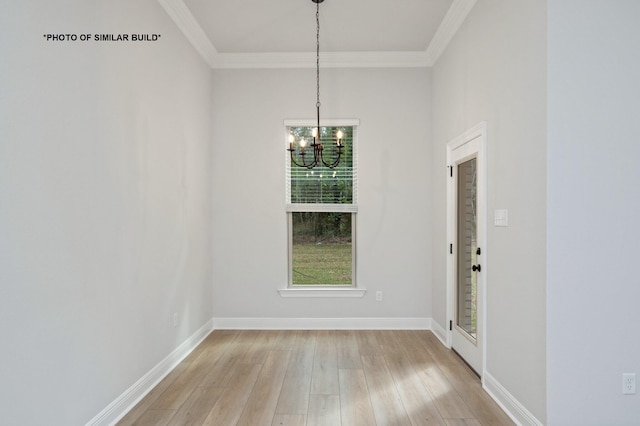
[118,330,513,426]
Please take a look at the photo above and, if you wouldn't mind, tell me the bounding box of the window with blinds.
[286,125,356,207]
[285,122,358,286]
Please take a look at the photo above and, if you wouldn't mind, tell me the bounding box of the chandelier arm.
[290,149,318,169]
[320,148,343,169]
[289,151,304,168]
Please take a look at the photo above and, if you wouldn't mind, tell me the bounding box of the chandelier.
[287,0,343,169]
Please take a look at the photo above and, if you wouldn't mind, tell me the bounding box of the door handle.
[472,264,481,272]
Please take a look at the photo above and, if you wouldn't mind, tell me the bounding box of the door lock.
[472,264,481,272]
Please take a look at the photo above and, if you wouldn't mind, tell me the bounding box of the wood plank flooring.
[117,330,513,426]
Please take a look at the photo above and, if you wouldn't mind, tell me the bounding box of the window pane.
[288,126,353,204]
[456,158,477,338]
[292,212,352,285]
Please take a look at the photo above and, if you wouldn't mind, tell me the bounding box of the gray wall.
[0,1,213,424]
[430,0,547,422]
[211,68,433,321]
[547,0,640,423]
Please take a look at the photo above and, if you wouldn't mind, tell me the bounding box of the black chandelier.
[287,0,343,169]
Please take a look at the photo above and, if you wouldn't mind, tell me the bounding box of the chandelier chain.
[316,1,320,110]
[287,0,343,170]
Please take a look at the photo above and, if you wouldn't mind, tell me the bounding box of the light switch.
[494,209,508,227]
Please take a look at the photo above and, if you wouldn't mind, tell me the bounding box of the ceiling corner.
[158,0,218,68]
[214,51,430,70]
[425,0,477,66]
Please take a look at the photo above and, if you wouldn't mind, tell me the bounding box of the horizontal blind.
[287,203,358,213]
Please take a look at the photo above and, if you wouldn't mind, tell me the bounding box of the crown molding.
[425,0,477,66]
[158,0,475,69]
[214,51,430,69]
[157,0,218,68]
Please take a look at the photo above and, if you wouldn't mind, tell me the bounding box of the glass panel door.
[448,122,485,377]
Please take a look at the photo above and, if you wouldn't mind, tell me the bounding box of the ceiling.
[159,0,477,68]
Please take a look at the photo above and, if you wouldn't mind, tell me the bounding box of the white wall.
[211,68,432,321]
[0,1,213,424]
[547,1,640,423]
[431,0,547,422]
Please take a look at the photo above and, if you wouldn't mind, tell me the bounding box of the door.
[447,123,486,377]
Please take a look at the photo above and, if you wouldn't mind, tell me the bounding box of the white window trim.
[283,119,360,295]
[278,287,366,298]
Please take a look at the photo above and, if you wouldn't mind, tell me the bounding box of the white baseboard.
[85,318,214,426]
[430,319,449,347]
[483,372,544,426]
[213,317,432,330]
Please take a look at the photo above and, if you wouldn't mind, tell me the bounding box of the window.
[286,120,358,287]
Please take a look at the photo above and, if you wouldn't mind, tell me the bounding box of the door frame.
[446,121,487,379]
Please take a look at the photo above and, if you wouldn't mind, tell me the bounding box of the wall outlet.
[376,291,382,302]
[623,373,636,395]
[173,312,178,327]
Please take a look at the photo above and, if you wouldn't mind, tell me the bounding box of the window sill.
[278,287,366,298]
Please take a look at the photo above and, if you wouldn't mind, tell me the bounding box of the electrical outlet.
[173,312,178,327]
[623,373,636,395]
[376,291,382,302]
